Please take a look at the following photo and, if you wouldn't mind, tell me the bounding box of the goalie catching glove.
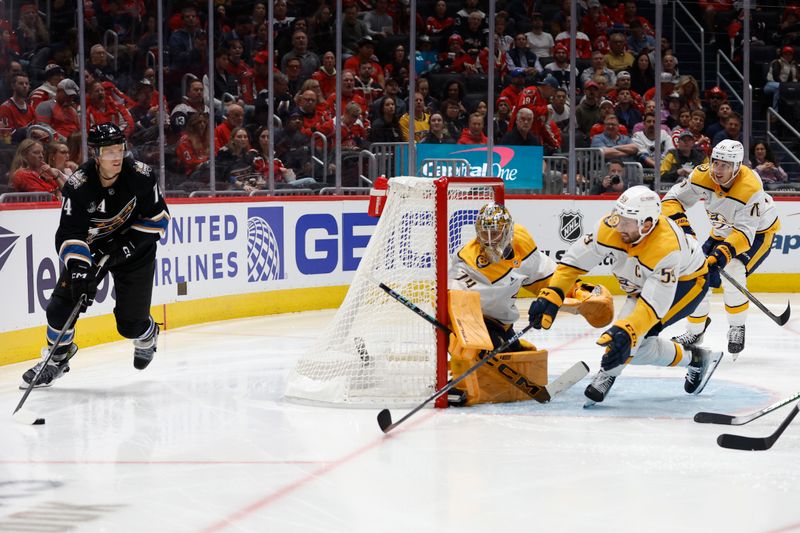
[563,282,614,328]
[597,321,637,370]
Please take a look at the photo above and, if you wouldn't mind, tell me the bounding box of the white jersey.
[448,225,555,325]
[549,215,707,338]
[662,164,780,255]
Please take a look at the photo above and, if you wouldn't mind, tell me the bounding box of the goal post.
[285,176,505,407]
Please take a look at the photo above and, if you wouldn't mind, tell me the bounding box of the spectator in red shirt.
[176,112,211,177]
[34,78,80,140]
[344,36,385,85]
[10,138,65,195]
[426,0,455,35]
[354,62,383,109]
[458,112,488,144]
[85,80,135,137]
[581,0,614,41]
[318,101,369,151]
[214,103,245,153]
[299,89,331,138]
[0,73,34,136]
[325,70,368,116]
[312,51,337,99]
[29,63,65,111]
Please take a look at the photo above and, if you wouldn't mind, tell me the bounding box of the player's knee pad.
[722,259,747,303]
[46,294,76,329]
[115,315,151,340]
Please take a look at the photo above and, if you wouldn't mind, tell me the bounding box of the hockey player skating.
[528,186,722,404]
[22,123,170,388]
[663,139,780,357]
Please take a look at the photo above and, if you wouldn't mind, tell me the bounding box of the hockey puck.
[33,418,46,425]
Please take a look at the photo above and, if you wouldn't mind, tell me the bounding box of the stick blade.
[717,433,772,451]
[777,301,791,326]
[694,412,735,425]
[535,361,590,403]
[377,409,393,433]
[12,410,46,426]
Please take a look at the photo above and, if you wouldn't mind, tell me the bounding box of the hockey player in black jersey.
[22,123,170,388]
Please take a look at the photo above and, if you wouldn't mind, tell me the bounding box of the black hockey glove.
[706,242,734,289]
[528,287,564,330]
[95,238,137,270]
[69,262,98,311]
[597,322,636,371]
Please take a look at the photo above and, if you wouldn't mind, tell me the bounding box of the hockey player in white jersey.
[449,203,558,351]
[528,186,722,404]
[663,139,780,356]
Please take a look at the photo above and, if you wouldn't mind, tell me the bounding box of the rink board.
[1,194,799,364]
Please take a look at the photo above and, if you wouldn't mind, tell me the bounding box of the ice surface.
[0,295,798,533]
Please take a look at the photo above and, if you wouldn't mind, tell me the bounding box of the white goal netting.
[285,176,503,407]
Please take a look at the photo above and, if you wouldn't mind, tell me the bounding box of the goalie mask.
[608,186,661,244]
[475,203,513,263]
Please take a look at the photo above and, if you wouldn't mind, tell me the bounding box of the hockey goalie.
[447,203,613,406]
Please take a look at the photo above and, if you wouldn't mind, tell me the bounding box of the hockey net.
[285,176,504,407]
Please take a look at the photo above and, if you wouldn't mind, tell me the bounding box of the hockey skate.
[684,346,724,394]
[133,323,159,370]
[20,343,78,389]
[584,369,617,406]
[727,325,745,358]
[671,317,711,347]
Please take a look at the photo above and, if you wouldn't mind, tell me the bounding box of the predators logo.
[708,211,732,231]
[87,197,137,243]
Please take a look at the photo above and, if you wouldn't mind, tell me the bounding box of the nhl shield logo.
[559,210,583,243]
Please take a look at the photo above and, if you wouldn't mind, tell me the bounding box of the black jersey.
[56,157,170,268]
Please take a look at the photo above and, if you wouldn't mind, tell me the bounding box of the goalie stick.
[719,270,791,326]
[694,390,800,426]
[368,274,588,403]
[716,401,800,451]
[377,325,590,433]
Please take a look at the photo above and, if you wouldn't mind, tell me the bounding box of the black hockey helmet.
[88,123,125,148]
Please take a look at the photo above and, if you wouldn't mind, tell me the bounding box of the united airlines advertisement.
[1,195,799,334]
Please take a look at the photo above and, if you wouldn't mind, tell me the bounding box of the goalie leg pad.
[449,349,549,405]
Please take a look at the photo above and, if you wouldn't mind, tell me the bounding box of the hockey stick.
[716,401,800,451]
[719,269,791,326]
[369,275,587,403]
[377,324,533,434]
[12,294,86,426]
[694,390,800,425]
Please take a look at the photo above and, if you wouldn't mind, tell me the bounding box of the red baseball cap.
[781,46,795,56]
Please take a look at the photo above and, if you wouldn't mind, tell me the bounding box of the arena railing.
[319,187,372,196]
[358,149,377,186]
[672,0,706,90]
[310,132,328,183]
[250,188,317,196]
[766,107,800,180]
[0,192,55,203]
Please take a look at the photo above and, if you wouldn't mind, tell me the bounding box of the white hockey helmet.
[711,139,744,180]
[475,203,514,263]
[611,186,661,240]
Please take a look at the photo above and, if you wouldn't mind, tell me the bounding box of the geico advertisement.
[1,197,799,332]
